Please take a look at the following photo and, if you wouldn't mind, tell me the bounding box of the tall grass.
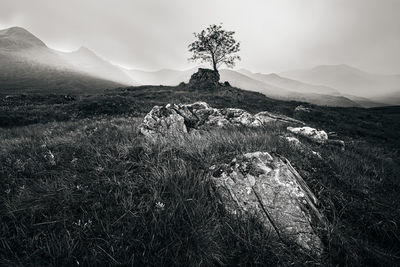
[1,115,399,266]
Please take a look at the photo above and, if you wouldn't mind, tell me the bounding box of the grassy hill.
[0,54,124,94]
[1,83,399,266]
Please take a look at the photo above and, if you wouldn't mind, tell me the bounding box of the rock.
[64,95,75,101]
[211,152,324,254]
[223,81,231,87]
[139,104,188,137]
[285,136,301,146]
[189,68,220,85]
[140,102,303,138]
[311,151,323,159]
[255,111,305,126]
[287,126,328,143]
[295,105,312,113]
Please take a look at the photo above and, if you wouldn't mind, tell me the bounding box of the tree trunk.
[211,53,217,72]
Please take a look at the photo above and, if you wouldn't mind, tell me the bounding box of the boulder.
[189,68,220,85]
[255,111,305,126]
[211,152,324,254]
[223,81,231,87]
[287,126,328,143]
[139,102,303,138]
[139,104,188,137]
[295,105,312,113]
[285,136,301,146]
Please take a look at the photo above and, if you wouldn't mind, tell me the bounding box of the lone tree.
[188,24,240,72]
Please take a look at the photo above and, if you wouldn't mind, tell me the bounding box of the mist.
[1,0,399,74]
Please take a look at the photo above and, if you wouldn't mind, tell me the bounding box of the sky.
[0,0,399,74]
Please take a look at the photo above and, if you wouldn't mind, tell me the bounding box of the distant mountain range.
[281,64,400,100]
[124,68,378,107]
[0,27,136,94]
[0,26,398,107]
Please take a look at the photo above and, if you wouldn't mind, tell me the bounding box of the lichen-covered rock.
[189,68,220,85]
[140,102,303,138]
[255,111,304,126]
[295,105,312,113]
[139,104,188,137]
[287,126,328,143]
[211,152,324,254]
[285,136,301,146]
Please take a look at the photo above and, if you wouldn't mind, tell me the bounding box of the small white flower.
[71,157,78,166]
[44,150,56,166]
[155,201,165,210]
[95,166,104,173]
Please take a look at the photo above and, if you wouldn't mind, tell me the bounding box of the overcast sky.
[1,0,399,74]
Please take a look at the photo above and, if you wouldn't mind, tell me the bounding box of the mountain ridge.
[0,26,134,93]
[281,64,400,101]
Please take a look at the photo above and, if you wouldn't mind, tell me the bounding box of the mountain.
[374,91,400,106]
[61,47,137,85]
[239,70,339,95]
[281,64,400,102]
[0,27,131,94]
[219,69,361,107]
[125,68,194,86]
[219,69,288,96]
[0,26,46,50]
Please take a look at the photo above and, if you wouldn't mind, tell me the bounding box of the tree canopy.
[188,24,240,72]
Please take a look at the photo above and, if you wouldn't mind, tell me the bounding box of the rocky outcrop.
[287,126,345,149]
[139,102,303,138]
[255,111,304,126]
[189,68,220,85]
[210,152,324,254]
[295,105,312,113]
[287,126,328,143]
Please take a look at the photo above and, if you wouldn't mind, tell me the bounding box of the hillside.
[239,70,339,95]
[61,47,137,85]
[0,27,131,94]
[221,69,360,107]
[1,81,399,266]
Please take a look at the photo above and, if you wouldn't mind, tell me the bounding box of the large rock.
[287,126,328,143]
[254,111,304,126]
[294,105,312,113]
[139,102,303,138]
[189,68,220,85]
[139,104,188,137]
[211,152,324,254]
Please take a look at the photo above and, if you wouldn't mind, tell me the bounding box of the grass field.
[1,84,400,266]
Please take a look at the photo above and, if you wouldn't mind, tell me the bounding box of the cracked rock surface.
[211,152,324,254]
